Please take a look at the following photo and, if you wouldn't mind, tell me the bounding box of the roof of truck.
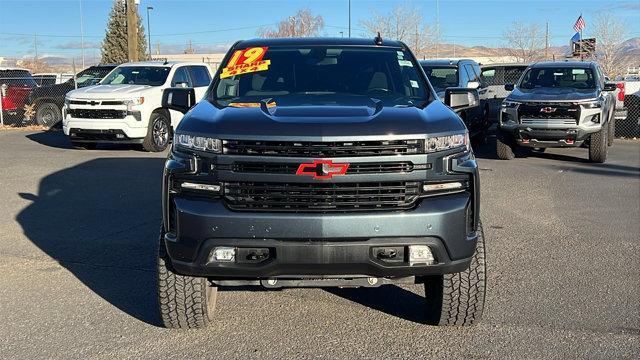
[115,61,208,67]
[419,59,477,67]
[530,61,594,68]
[235,37,406,49]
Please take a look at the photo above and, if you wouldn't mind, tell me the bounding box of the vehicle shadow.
[26,130,141,151]
[324,285,427,324]
[15,157,166,326]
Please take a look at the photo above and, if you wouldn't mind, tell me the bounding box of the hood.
[66,84,157,100]
[177,97,466,139]
[508,87,598,102]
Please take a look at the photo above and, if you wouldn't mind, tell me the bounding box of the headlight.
[175,133,222,153]
[581,101,602,109]
[425,132,469,153]
[502,100,521,108]
[123,97,145,106]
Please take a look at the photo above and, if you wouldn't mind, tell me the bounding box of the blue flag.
[571,32,581,43]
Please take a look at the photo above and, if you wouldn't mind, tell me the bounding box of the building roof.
[236,37,406,49]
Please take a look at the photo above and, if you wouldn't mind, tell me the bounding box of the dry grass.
[0,124,48,132]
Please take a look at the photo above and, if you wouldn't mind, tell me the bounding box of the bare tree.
[502,21,545,62]
[591,12,629,77]
[359,4,435,58]
[258,9,324,38]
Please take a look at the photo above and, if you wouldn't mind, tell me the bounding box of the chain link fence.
[2,61,640,138]
[479,63,640,138]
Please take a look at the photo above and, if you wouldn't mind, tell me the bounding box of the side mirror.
[603,82,617,91]
[504,84,515,91]
[444,87,479,111]
[162,87,196,114]
[467,81,480,89]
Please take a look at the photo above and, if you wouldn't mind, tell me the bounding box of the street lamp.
[147,6,154,58]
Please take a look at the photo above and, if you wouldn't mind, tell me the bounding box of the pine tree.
[101,0,148,63]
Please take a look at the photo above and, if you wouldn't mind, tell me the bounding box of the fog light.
[209,247,235,262]
[181,182,221,192]
[409,245,435,266]
[423,182,464,192]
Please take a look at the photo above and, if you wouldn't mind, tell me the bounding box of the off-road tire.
[496,133,515,160]
[157,227,217,329]
[70,141,97,150]
[589,125,608,163]
[607,114,615,147]
[36,102,62,128]
[142,111,171,152]
[423,222,486,326]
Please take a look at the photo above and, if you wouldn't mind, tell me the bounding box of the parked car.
[0,67,37,125]
[497,61,616,163]
[158,37,485,329]
[28,65,118,127]
[614,75,640,137]
[63,61,212,151]
[32,73,73,86]
[420,59,490,139]
[480,63,528,122]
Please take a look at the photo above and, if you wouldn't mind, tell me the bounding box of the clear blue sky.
[1,0,639,59]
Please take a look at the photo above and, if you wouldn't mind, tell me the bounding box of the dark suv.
[27,64,117,127]
[497,61,616,163]
[420,59,489,139]
[158,37,486,328]
[0,67,37,124]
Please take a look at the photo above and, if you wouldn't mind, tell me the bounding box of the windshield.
[520,67,596,90]
[100,66,170,86]
[76,67,114,87]
[421,66,458,92]
[210,46,429,108]
[0,70,37,87]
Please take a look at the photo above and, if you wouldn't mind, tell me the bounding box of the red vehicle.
[0,67,37,124]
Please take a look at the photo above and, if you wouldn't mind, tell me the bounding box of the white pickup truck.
[63,61,212,151]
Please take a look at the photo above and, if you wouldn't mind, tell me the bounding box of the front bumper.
[499,105,603,147]
[162,148,480,279]
[62,104,148,141]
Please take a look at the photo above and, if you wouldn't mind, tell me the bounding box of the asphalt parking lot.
[0,129,638,359]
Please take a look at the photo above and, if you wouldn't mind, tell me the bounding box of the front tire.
[607,112,615,147]
[589,125,608,163]
[142,111,171,152]
[423,222,486,326]
[157,227,217,329]
[496,132,515,160]
[36,103,62,128]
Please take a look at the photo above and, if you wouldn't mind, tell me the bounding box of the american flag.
[573,15,586,32]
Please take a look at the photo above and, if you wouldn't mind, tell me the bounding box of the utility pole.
[156,42,160,56]
[79,0,85,68]
[34,34,38,63]
[453,38,456,58]
[348,0,351,38]
[545,21,549,60]
[147,6,153,59]
[435,0,440,58]
[126,0,138,62]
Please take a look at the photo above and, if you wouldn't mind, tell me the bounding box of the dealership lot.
[0,129,638,359]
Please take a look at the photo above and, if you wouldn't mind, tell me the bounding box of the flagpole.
[579,14,583,61]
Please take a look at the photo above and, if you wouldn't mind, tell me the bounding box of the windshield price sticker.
[220,47,270,79]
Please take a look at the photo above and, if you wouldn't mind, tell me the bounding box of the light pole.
[348,0,351,38]
[147,6,153,58]
[79,0,85,68]
[339,31,344,38]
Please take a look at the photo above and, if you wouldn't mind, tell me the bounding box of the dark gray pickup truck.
[157,37,486,328]
[497,61,616,163]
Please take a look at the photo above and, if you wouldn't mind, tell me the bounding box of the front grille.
[231,162,414,174]
[68,108,126,119]
[224,181,421,212]
[518,103,580,124]
[223,139,423,157]
[521,118,576,126]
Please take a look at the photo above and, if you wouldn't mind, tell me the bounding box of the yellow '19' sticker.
[220,47,270,79]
